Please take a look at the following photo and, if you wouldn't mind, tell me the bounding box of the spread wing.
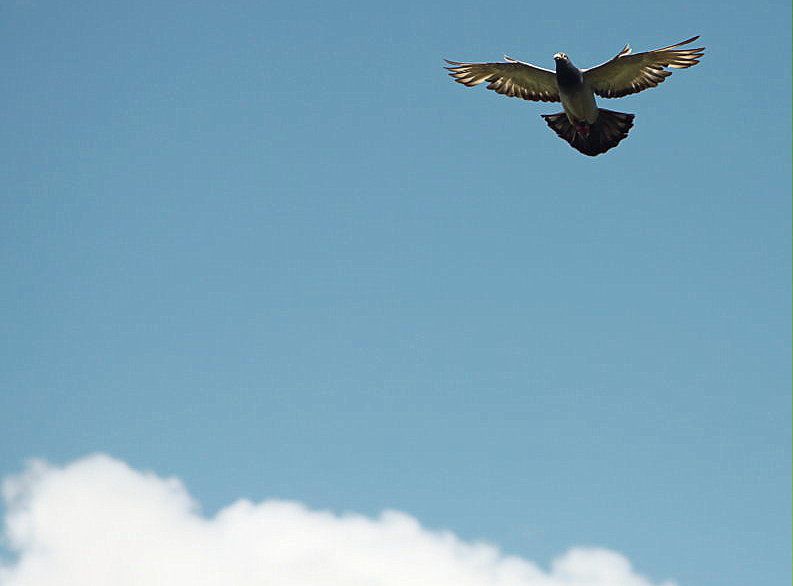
[444,57,559,102]
[583,36,704,98]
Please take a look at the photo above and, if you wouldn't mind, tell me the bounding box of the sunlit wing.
[583,36,705,98]
[445,57,560,102]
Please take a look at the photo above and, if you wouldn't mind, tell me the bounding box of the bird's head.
[553,52,568,62]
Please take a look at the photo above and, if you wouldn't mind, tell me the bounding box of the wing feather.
[583,36,704,98]
[445,58,559,102]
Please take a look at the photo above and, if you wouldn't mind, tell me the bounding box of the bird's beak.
[553,53,563,61]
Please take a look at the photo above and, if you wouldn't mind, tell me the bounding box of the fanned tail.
[541,109,635,156]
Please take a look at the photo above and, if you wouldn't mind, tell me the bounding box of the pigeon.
[445,36,704,156]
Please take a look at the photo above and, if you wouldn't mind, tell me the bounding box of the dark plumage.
[554,57,583,90]
[445,36,704,156]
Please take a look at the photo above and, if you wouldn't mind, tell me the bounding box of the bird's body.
[559,82,598,126]
[445,36,704,156]
[554,55,597,126]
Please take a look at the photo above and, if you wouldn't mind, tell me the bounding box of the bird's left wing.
[445,57,559,102]
[583,36,704,98]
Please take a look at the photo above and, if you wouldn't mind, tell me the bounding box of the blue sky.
[0,1,790,585]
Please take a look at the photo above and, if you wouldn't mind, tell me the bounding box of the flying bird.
[445,36,704,156]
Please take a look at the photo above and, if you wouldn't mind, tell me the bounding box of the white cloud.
[0,454,674,586]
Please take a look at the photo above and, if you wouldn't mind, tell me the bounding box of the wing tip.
[668,35,702,49]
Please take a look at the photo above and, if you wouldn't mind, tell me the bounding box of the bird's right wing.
[445,57,560,102]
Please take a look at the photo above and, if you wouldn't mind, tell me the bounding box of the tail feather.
[541,109,635,156]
